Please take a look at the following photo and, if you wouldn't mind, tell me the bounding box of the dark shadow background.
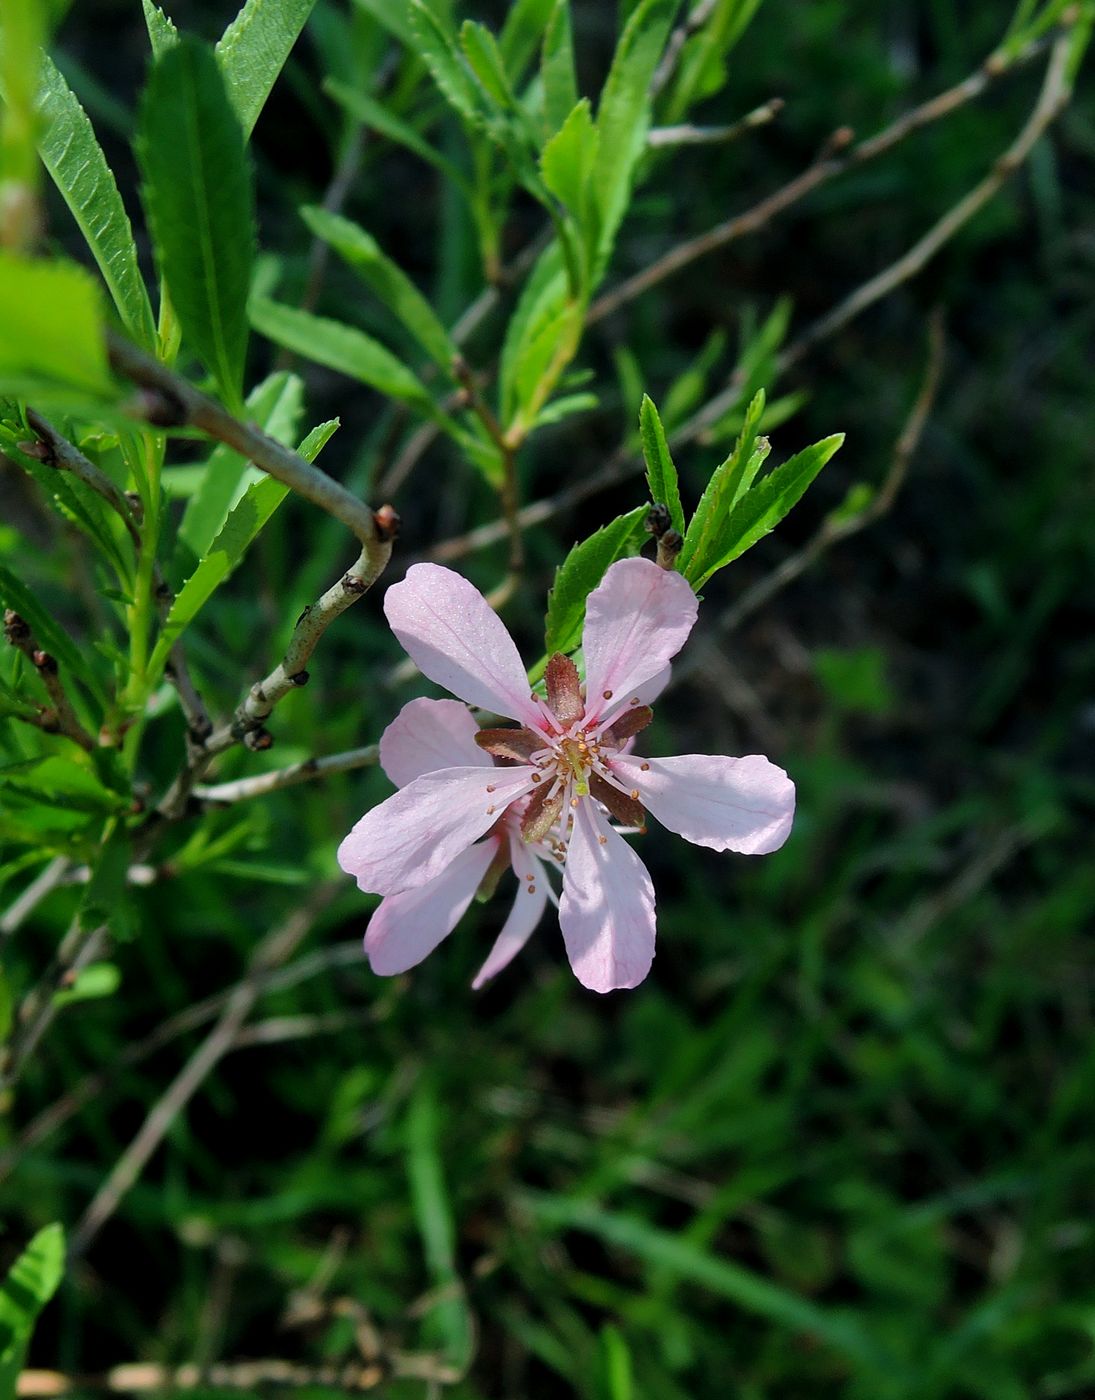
[4,1,1094,1396]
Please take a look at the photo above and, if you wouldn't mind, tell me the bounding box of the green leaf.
[350,0,414,46]
[499,0,556,80]
[519,1194,887,1374]
[0,962,13,1043]
[639,394,685,536]
[591,0,675,271]
[679,388,767,583]
[249,298,434,409]
[405,1079,473,1370]
[150,419,336,672]
[299,207,458,374]
[324,80,471,195]
[0,757,127,816]
[0,1223,65,1396]
[541,0,577,136]
[216,0,318,139]
[597,1325,634,1400]
[499,243,567,423]
[540,98,599,232]
[687,432,846,590]
[178,370,305,561]
[0,253,112,399]
[141,0,178,57]
[53,961,122,1007]
[408,1,483,126]
[0,564,107,710]
[138,37,255,411]
[36,56,156,349]
[544,504,649,658]
[77,826,136,942]
[532,390,598,429]
[459,20,515,111]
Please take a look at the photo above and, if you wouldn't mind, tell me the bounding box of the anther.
[486,806,495,815]
[640,762,650,771]
[528,884,536,894]
[569,797,579,808]
[531,773,542,783]
[598,835,607,846]
[630,697,640,705]
[602,689,613,700]
[485,784,496,793]
[630,789,640,799]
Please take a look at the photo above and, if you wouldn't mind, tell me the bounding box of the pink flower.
[338,558,795,992]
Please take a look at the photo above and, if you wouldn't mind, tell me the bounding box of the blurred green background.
[2,1,1094,1396]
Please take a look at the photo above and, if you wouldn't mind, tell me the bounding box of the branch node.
[289,670,310,688]
[244,728,274,753]
[373,504,401,541]
[126,386,188,429]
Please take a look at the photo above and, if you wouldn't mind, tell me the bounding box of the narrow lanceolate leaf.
[519,1194,887,1373]
[592,0,676,272]
[0,563,106,710]
[300,207,458,374]
[408,1,484,126]
[499,0,556,81]
[141,0,178,57]
[540,98,598,231]
[541,0,577,136]
[250,297,434,409]
[544,504,649,658]
[150,419,337,673]
[138,37,255,412]
[639,394,685,536]
[36,56,156,349]
[688,433,846,590]
[324,80,471,195]
[0,1223,65,1396]
[216,0,318,139]
[405,1080,473,1371]
[178,370,305,560]
[679,388,768,583]
[0,254,112,400]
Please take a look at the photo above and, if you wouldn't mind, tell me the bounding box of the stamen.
[531,773,542,783]
[598,834,607,846]
[528,884,536,894]
[602,689,613,700]
[630,789,640,800]
[640,762,650,771]
[486,784,496,793]
[569,797,579,808]
[486,806,495,815]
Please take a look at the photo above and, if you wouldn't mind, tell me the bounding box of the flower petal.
[615,752,794,855]
[472,831,549,989]
[338,764,536,895]
[384,563,542,725]
[581,559,698,725]
[380,697,489,789]
[365,839,497,976]
[559,801,656,992]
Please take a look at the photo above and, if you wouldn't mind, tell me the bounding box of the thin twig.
[193,744,379,805]
[69,886,340,1257]
[589,27,1059,327]
[23,409,141,546]
[651,0,720,95]
[647,99,785,148]
[22,411,212,748]
[2,610,95,751]
[17,1351,461,1396]
[778,34,1075,369]
[0,920,107,1096]
[0,856,72,940]
[106,334,398,815]
[427,29,1076,568]
[676,309,945,684]
[107,333,395,567]
[0,941,364,1178]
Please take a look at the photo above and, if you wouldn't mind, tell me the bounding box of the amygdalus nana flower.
[338,557,795,992]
